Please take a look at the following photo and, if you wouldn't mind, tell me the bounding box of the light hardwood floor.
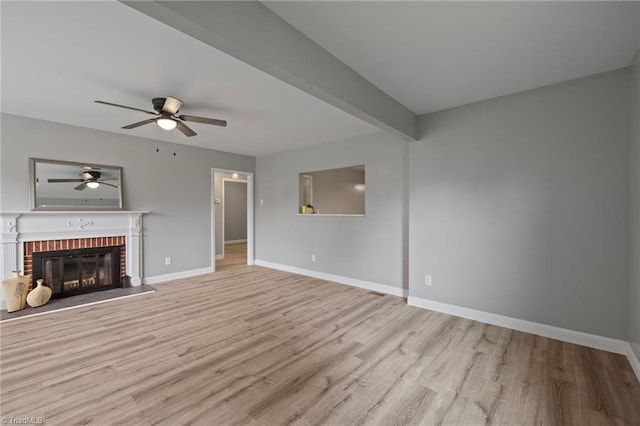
[216,242,247,271]
[1,265,639,425]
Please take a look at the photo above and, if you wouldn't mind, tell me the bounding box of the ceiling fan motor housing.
[80,171,101,180]
[152,97,167,113]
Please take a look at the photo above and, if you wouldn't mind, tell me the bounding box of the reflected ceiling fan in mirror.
[94,96,227,137]
[48,170,118,191]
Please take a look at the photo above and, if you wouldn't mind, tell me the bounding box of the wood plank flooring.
[1,265,639,425]
[216,242,247,271]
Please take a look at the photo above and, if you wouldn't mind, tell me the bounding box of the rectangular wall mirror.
[30,158,123,210]
[298,165,365,215]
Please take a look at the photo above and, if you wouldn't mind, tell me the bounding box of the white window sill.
[297,213,364,217]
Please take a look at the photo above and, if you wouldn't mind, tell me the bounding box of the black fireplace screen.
[32,246,122,298]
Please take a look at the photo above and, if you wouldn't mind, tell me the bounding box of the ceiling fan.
[47,170,118,191]
[94,96,227,137]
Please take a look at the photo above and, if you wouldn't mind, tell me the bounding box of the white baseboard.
[225,239,247,244]
[215,254,224,260]
[254,259,408,298]
[142,267,213,285]
[627,343,640,382]
[407,296,628,355]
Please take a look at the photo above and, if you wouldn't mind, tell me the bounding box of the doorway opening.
[211,169,254,272]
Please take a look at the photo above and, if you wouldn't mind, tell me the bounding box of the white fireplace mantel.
[0,211,147,308]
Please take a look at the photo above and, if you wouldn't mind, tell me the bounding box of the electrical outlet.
[424,275,432,286]
[260,199,264,206]
[311,254,316,262]
[165,257,172,265]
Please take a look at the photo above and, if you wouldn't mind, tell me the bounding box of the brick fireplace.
[23,236,127,278]
[0,211,146,309]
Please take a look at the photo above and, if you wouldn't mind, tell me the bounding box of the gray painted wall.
[410,69,630,339]
[255,131,408,289]
[630,48,640,360]
[1,113,254,278]
[224,180,248,241]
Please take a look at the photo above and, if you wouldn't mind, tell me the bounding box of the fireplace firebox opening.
[32,246,123,299]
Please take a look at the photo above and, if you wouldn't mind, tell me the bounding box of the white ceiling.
[265,1,639,115]
[2,2,638,157]
[1,1,377,156]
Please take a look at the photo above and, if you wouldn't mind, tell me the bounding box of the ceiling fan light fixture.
[157,117,177,130]
[86,181,100,189]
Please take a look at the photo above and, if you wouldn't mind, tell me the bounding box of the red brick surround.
[24,236,126,280]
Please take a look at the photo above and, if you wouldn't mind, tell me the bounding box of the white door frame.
[211,168,254,272]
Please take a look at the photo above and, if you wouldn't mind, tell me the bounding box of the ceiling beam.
[120,1,418,141]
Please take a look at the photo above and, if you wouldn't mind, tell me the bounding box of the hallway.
[216,242,247,271]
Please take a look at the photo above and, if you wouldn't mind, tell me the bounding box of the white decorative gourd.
[26,279,52,308]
